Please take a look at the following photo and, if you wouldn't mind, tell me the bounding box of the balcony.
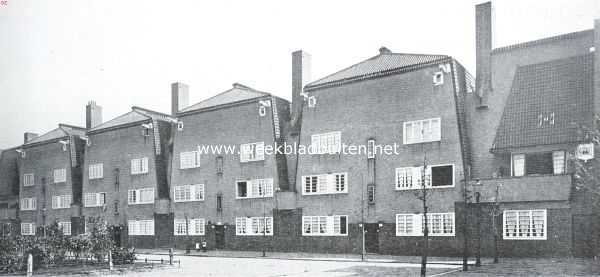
[471,174,572,203]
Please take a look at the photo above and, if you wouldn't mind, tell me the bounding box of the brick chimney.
[594,19,600,115]
[475,1,493,108]
[291,50,311,127]
[171,82,189,116]
[23,132,38,143]
[86,101,103,129]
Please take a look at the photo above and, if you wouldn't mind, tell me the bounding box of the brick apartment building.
[463,2,600,257]
[81,102,176,248]
[16,124,87,237]
[169,82,291,251]
[0,147,19,235]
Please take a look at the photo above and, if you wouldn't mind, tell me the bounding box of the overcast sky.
[1,0,599,148]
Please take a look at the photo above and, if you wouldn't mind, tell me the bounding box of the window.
[128,220,154,236]
[308,96,317,108]
[259,106,267,117]
[216,194,223,212]
[52,195,72,209]
[396,213,455,236]
[180,151,201,169]
[403,118,441,144]
[89,163,104,179]
[240,142,265,162]
[216,156,224,174]
[235,217,273,236]
[433,71,444,85]
[131,157,149,175]
[236,178,274,199]
[174,184,204,202]
[84,192,106,207]
[21,223,35,235]
[367,139,376,159]
[512,152,565,177]
[177,121,184,131]
[302,215,348,236]
[174,218,205,236]
[58,221,71,235]
[53,169,67,183]
[303,173,348,195]
[20,198,36,211]
[367,184,375,204]
[503,210,546,240]
[311,132,341,154]
[395,165,454,190]
[128,188,154,204]
[23,173,34,186]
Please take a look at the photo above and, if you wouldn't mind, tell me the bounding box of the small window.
[525,153,553,175]
[367,184,375,204]
[240,142,265,162]
[259,106,267,117]
[131,157,149,175]
[216,193,223,212]
[89,163,104,179]
[512,154,525,177]
[552,151,565,174]
[367,139,376,159]
[23,173,34,186]
[237,181,247,198]
[308,96,317,108]
[431,165,453,187]
[180,151,201,169]
[216,156,224,175]
[177,121,184,131]
[53,168,67,183]
[433,72,444,85]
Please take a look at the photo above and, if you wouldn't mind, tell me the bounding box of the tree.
[571,118,600,200]
[414,155,432,277]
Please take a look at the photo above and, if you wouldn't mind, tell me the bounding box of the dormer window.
[511,151,565,177]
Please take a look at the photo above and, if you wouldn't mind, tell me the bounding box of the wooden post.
[169,248,173,265]
[27,253,33,277]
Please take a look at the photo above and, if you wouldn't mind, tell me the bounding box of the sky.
[0,0,599,149]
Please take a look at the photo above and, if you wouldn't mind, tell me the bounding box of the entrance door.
[364,223,379,253]
[215,225,225,249]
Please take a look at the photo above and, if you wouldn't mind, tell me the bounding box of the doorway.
[214,225,225,249]
[364,223,380,253]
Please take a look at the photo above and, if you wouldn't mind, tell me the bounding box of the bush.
[111,247,136,265]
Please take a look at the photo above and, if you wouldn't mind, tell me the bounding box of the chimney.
[171,82,189,116]
[86,101,103,129]
[475,1,493,108]
[291,50,311,127]
[23,132,38,143]
[594,19,600,116]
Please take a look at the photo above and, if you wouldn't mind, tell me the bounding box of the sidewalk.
[136,248,482,265]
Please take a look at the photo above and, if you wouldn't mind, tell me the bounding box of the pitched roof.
[89,107,174,132]
[24,124,86,146]
[492,54,593,150]
[305,47,450,90]
[180,83,270,113]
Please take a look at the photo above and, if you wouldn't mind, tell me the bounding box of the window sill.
[174,233,206,236]
[395,233,455,237]
[503,236,547,240]
[52,207,70,210]
[84,205,105,208]
[53,182,66,184]
[128,202,154,205]
[236,233,274,236]
[301,233,348,237]
[174,199,205,203]
[395,185,455,191]
[240,159,265,163]
[403,140,441,145]
[131,172,149,176]
[180,166,200,170]
[302,191,348,196]
[20,209,36,211]
[235,196,273,200]
[502,173,568,179]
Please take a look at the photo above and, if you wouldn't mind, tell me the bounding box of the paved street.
[126,254,462,277]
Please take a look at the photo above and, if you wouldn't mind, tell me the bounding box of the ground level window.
[235,217,273,236]
[128,220,154,236]
[396,212,455,236]
[302,215,348,236]
[503,209,546,240]
[21,222,35,236]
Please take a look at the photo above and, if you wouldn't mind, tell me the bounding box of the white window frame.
[236,178,274,199]
[21,222,35,236]
[23,173,34,187]
[403,118,441,144]
[396,212,455,237]
[302,215,348,236]
[173,184,205,202]
[503,209,547,240]
[433,71,444,85]
[53,168,67,183]
[89,163,104,179]
[553,151,565,175]
[52,194,72,209]
[58,221,71,235]
[128,188,155,205]
[83,192,106,207]
[240,142,265,162]
[128,219,154,236]
[131,157,149,175]
[311,132,341,154]
[235,217,273,236]
[174,218,205,236]
[20,197,36,211]
[395,164,454,190]
[180,151,201,169]
[302,173,348,195]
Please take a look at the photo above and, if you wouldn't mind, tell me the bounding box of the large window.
[53,168,67,183]
[131,157,149,175]
[503,210,547,240]
[128,188,154,205]
[396,213,455,236]
[89,163,104,179]
[512,151,565,177]
[236,178,273,199]
[21,223,35,236]
[311,132,341,154]
[58,221,71,235]
[20,197,36,211]
[84,192,106,207]
[240,142,265,162]
[174,184,204,202]
[173,218,205,236]
[403,118,441,144]
[23,173,34,186]
[128,220,154,236]
[302,215,347,236]
[180,151,201,169]
[303,173,348,195]
[395,164,454,190]
[52,195,72,209]
[235,217,273,236]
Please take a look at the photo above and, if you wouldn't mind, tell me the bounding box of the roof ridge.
[181,83,270,113]
[131,106,173,119]
[493,29,593,54]
[306,54,381,88]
